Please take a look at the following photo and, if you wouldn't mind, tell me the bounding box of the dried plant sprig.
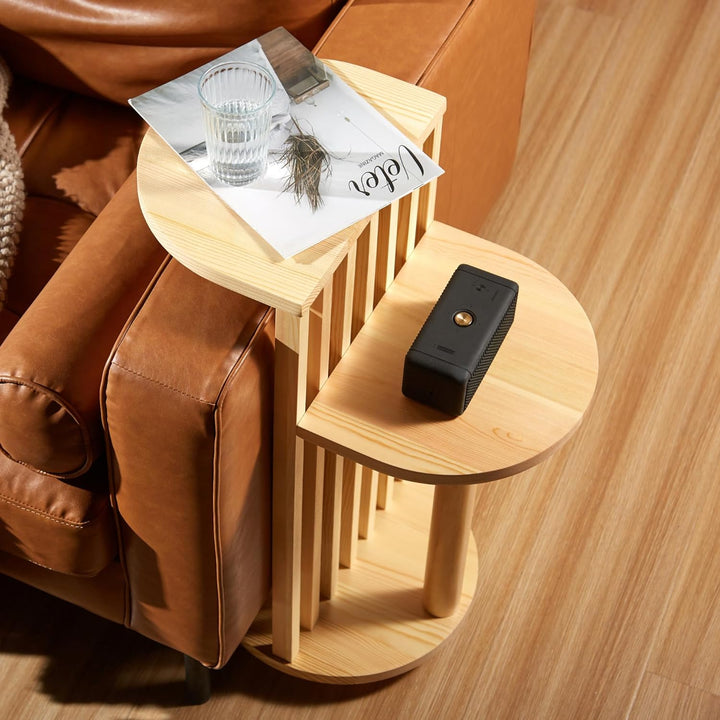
[278,119,332,212]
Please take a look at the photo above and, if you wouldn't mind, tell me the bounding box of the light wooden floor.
[3,0,720,717]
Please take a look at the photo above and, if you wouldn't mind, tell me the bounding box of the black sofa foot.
[184,654,212,704]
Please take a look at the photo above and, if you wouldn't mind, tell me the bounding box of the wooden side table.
[298,220,599,621]
[137,61,598,684]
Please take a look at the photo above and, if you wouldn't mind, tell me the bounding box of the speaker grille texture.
[463,295,517,411]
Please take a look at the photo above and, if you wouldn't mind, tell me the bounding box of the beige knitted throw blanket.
[0,58,24,311]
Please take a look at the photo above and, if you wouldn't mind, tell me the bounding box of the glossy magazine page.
[129,28,443,258]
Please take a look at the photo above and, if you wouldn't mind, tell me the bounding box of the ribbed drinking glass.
[198,61,276,185]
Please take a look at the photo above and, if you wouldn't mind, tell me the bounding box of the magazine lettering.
[348,145,426,197]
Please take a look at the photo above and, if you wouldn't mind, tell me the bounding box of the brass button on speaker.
[453,311,474,327]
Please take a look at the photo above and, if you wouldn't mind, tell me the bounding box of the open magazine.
[129,28,443,258]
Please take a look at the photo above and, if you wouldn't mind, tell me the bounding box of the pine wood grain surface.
[298,221,598,483]
[136,60,444,318]
[243,481,479,683]
[2,0,720,716]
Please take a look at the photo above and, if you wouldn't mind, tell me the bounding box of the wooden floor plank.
[629,673,720,720]
[456,0,720,716]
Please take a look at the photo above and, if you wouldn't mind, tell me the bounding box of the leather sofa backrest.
[0,0,346,103]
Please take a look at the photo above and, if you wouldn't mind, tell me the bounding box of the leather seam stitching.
[212,306,274,668]
[216,307,274,405]
[110,361,215,405]
[0,444,70,477]
[0,492,99,528]
[0,551,103,577]
[10,555,56,572]
[101,251,171,631]
[0,376,94,478]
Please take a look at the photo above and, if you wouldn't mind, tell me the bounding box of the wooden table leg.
[272,311,309,661]
[423,484,476,618]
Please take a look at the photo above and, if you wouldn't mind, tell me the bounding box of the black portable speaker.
[402,264,519,416]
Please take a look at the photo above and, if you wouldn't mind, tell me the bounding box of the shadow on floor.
[0,573,401,710]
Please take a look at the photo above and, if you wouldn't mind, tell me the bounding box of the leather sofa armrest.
[0,171,166,478]
[315,0,537,233]
[102,258,273,667]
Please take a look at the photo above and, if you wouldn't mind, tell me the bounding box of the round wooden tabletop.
[299,221,600,484]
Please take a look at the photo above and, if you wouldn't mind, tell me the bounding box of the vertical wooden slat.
[272,310,309,662]
[352,214,379,339]
[307,284,332,399]
[368,201,407,523]
[351,216,383,541]
[340,460,362,567]
[417,121,443,243]
[321,244,358,592]
[320,451,343,599]
[375,200,400,305]
[301,445,323,630]
[358,466,379,539]
[395,189,420,273]
[300,288,331,630]
[329,247,357,368]
[377,473,394,510]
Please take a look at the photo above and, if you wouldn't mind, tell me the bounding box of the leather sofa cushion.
[317,0,472,85]
[3,77,146,318]
[0,74,163,478]
[5,78,146,217]
[104,256,273,666]
[0,170,166,478]
[0,0,345,104]
[3,195,93,318]
[0,453,117,576]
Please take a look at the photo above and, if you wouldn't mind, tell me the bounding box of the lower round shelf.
[242,481,479,683]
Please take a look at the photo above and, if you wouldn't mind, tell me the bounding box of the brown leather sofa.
[0,0,535,701]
